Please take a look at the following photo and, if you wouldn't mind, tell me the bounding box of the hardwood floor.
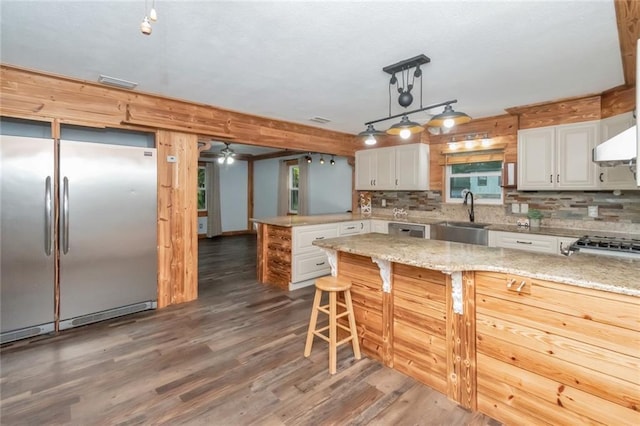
[1,235,500,425]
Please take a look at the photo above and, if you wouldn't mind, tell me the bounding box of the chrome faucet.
[463,191,475,222]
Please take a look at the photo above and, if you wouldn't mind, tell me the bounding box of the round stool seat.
[315,276,351,292]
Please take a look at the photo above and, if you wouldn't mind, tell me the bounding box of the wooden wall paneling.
[156,130,199,308]
[338,252,385,362]
[263,226,292,290]
[392,264,448,394]
[256,223,266,283]
[601,85,636,118]
[0,65,360,157]
[427,115,518,191]
[615,0,640,87]
[247,160,254,232]
[445,271,476,410]
[505,95,602,129]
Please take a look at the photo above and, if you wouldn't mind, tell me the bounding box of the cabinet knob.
[517,281,527,293]
[599,172,604,183]
[506,278,516,288]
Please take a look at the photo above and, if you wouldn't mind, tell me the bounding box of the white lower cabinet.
[291,220,371,288]
[488,231,574,255]
[370,219,389,234]
[291,251,332,283]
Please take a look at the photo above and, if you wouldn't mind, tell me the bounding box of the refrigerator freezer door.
[0,136,55,333]
[59,140,157,321]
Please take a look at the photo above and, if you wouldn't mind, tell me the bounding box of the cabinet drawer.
[488,231,556,254]
[293,224,338,253]
[292,252,331,283]
[339,220,370,235]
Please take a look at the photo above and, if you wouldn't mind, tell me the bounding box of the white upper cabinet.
[355,143,429,191]
[597,112,637,190]
[517,127,555,190]
[518,121,599,190]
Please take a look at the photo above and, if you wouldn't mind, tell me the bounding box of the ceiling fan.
[218,143,236,165]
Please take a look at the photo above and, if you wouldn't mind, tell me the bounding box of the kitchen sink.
[431,221,489,246]
[439,221,490,229]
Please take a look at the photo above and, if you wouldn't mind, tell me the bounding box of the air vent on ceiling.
[98,74,138,90]
[309,116,331,124]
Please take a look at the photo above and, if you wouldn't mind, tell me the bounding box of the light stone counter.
[251,213,443,227]
[313,233,640,297]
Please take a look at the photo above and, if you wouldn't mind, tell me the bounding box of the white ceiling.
[0,0,625,146]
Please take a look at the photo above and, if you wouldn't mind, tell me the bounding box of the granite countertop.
[252,213,638,239]
[313,233,640,297]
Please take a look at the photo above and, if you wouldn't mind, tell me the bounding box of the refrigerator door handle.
[62,176,70,254]
[44,176,53,256]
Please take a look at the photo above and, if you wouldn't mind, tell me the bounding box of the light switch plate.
[511,203,520,213]
[520,203,529,214]
[588,205,598,218]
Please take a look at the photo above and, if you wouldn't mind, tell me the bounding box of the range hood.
[592,125,637,167]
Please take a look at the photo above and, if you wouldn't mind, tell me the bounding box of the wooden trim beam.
[614,0,640,87]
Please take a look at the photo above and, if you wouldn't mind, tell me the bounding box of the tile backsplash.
[360,190,640,233]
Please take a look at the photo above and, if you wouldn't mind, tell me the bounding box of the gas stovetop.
[571,235,640,258]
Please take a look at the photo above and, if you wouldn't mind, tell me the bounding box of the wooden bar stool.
[304,275,361,374]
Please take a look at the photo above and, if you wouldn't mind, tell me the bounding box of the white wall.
[253,154,352,219]
[220,160,248,232]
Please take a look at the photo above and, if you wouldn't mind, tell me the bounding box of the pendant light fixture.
[330,155,335,165]
[357,124,386,146]
[361,54,470,144]
[140,0,158,35]
[427,104,472,129]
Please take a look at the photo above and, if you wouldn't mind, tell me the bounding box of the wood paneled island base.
[330,250,640,425]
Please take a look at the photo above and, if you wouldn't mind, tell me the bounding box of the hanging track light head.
[427,104,472,129]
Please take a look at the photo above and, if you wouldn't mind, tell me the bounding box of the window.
[446,161,503,204]
[288,164,299,214]
[198,166,207,211]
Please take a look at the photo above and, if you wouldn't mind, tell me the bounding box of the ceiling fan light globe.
[227,157,234,165]
[217,157,224,164]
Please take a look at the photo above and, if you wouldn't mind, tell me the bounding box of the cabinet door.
[374,147,396,190]
[598,113,636,190]
[556,121,599,189]
[517,127,555,190]
[395,144,429,190]
[355,150,376,190]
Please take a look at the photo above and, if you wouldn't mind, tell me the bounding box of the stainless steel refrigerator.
[1,135,157,343]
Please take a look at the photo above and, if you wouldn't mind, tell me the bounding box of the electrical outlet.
[588,206,598,218]
[381,199,386,207]
[511,203,520,213]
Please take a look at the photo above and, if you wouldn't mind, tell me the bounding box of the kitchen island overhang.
[312,233,640,425]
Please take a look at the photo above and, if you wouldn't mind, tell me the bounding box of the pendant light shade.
[427,104,472,129]
[358,124,386,146]
[386,115,424,139]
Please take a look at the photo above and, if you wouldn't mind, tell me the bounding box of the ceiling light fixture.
[217,143,236,165]
[361,54,471,143]
[141,0,158,35]
[306,153,313,164]
[330,155,335,166]
[319,155,325,165]
[149,0,158,21]
[358,124,385,146]
[98,74,138,90]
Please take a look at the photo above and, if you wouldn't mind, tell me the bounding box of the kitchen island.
[313,233,640,425]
